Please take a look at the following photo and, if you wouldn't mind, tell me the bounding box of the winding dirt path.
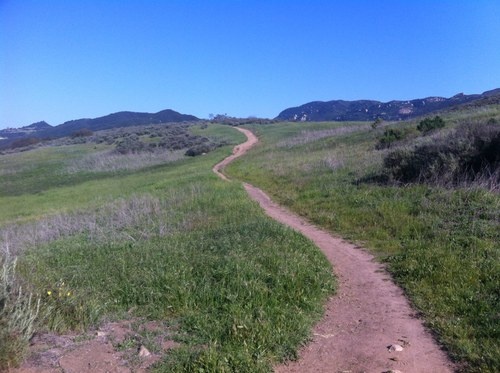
[214,127,455,373]
[212,128,258,181]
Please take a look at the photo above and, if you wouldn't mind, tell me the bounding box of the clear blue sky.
[1,0,500,128]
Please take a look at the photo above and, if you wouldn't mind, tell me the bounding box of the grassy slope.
[0,124,335,372]
[226,114,500,372]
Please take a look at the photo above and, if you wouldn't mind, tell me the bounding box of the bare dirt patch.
[215,127,456,373]
[12,320,179,373]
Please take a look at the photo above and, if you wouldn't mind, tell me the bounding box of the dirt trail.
[212,128,258,181]
[215,127,455,373]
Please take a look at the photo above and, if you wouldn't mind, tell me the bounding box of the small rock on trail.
[388,344,404,352]
[138,345,151,358]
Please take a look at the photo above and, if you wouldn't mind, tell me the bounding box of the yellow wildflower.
[47,290,52,296]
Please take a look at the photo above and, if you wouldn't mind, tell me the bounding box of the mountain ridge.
[0,109,199,143]
[0,121,53,141]
[41,109,199,138]
[276,89,500,122]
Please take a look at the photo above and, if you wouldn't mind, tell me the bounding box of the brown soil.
[11,320,179,373]
[215,127,456,373]
[212,129,258,181]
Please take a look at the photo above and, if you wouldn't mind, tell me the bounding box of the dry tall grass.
[276,124,370,148]
[66,149,185,173]
[0,257,40,369]
[0,195,176,258]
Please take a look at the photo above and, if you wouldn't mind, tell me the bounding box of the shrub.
[71,129,93,138]
[115,135,145,154]
[376,128,407,149]
[383,121,500,188]
[371,117,383,129]
[10,137,41,149]
[185,143,213,157]
[383,145,459,183]
[417,116,445,134]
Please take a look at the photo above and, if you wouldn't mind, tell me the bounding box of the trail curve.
[212,127,258,181]
[214,127,455,373]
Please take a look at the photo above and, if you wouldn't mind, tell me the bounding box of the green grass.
[227,116,500,372]
[190,123,245,142]
[0,123,334,371]
[0,143,112,197]
[0,124,245,224]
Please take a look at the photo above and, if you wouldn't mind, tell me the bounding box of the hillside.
[41,109,199,137]
[276,88,500,121]
[0,123,334,371]
[0,109,199,147]
[1,103,499,372]
[0,121,52,140]
[228,104,500,372]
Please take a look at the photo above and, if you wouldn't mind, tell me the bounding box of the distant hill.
[0,121,53,140]
[38,109,199,138]
[0,109,199,146]
[276,89,500,122]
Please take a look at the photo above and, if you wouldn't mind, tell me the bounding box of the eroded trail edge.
[215,127,455,373]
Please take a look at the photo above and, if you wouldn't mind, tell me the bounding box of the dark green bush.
[376,128,407,149]
[185,143,213,157]
[71,129,93,138]
[417,116,445,134]
[383,145,459,183]
[115,135,145,154]
[383,121,500,187]
[371,117,383,129]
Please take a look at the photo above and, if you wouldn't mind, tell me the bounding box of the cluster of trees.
[209,114,278,126]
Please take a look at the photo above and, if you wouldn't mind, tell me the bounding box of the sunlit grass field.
[0,123,335,371]
[227,110,500,372]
